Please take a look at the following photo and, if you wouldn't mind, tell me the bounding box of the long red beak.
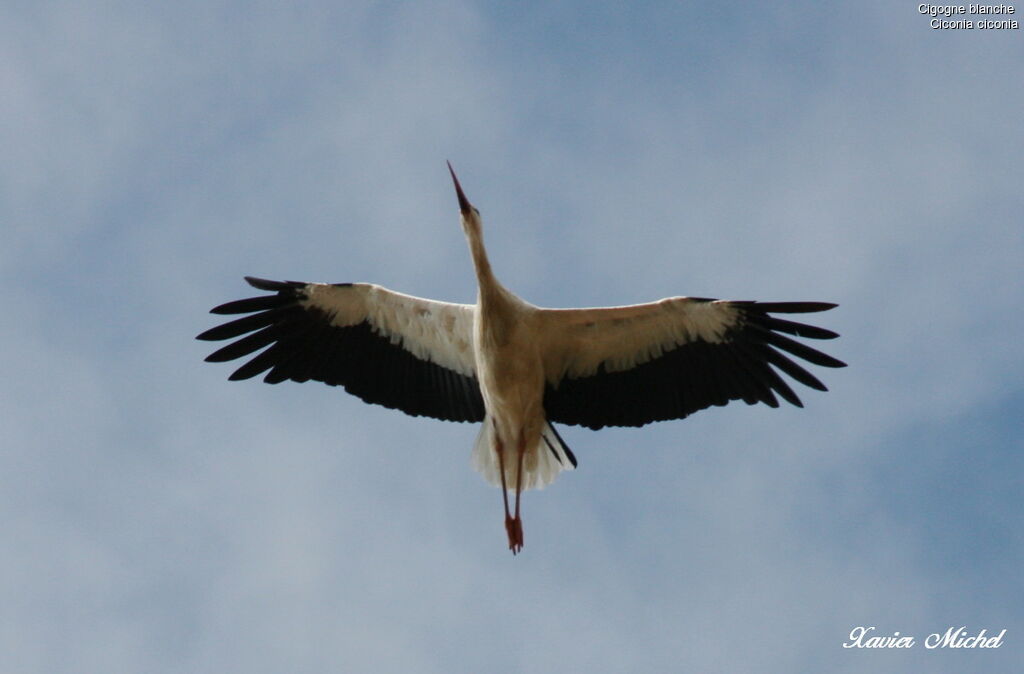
[447,161,472,215]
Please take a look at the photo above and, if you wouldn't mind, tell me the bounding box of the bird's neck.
[466,226,499,290]
[465,222,520,317]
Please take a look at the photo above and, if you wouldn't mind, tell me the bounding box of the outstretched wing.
[539,298,845,429]
[197,277,485,422]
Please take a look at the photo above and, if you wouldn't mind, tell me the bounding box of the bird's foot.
[505,515,524,555]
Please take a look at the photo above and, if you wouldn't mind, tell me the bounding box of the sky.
[2,1,1022,672]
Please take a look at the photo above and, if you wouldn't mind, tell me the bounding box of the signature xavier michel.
[843,625,1006,649]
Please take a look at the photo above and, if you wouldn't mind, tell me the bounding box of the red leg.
[495,436,517,553]
[509,437,526,554]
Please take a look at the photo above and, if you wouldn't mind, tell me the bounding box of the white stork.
[197,163,846,554]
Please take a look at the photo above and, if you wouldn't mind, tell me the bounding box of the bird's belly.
[477,346,545,422]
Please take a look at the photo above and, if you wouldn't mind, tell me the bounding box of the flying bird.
[197,163,846,554]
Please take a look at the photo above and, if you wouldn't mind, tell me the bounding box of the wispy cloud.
[2,1,1021,672]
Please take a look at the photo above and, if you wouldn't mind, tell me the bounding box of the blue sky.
[3,2,1022,672]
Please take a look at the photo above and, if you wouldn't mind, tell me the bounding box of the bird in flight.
[197,163,846,554]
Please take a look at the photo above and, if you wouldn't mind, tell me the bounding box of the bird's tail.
[472,420,577,491]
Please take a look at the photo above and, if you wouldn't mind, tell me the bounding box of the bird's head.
[447,161,482,238]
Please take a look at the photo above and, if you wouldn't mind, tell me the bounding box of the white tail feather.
[472,420,575,491]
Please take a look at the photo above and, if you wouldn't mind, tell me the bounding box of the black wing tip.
[196,326,221,341]
[204,276,307,327]
[208,295,293,316]
[209,300,242,316]
[227,368,257,381]
[756,316,840,341]
[755,301,839,314]
[812,353,847,369]
[244,276,303,292]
